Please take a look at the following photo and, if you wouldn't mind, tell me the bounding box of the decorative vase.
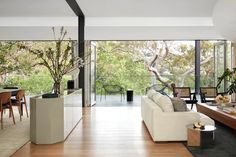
[53,82,61,94]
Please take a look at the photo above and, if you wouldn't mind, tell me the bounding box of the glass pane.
[226,41,232,70]
[200,41,215,87]
[90,43,96,105]
[143,41,195,94]
[215,43,225,92]
[200,41,231,93]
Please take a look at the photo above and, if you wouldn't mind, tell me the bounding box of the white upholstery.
[141,96,215,141]
[152,92,162,103]
[156,95,174,112]
[147,89,157,99]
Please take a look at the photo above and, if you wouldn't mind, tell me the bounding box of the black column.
[79,16,85,107]
[65,0,85,107]
[195,40,201,94]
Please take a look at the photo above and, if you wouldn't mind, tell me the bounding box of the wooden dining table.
[0,88,19,95]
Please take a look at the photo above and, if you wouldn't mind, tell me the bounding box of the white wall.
[0,17,78,40]
[85,26,222,40]
[0,26,78,41]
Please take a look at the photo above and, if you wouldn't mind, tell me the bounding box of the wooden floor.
[12,107,193,157]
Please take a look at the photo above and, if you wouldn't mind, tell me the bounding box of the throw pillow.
[147,89,157,100]
[155,95,174,112]
[170,97,188,112]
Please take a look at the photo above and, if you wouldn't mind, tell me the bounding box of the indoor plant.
[217,68,236,95]
[19,27,83,95]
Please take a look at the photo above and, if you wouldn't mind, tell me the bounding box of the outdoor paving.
[94,95,141,107]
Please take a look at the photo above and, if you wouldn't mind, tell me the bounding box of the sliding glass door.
[200,40,232,93]
[90,42,96,106]
[214,41,226,92]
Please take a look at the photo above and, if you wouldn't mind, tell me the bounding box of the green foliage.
[0,40,73,95]
[19,27,82,94]
[0,42,34,77]
[96,41,221,95]
[2,69,71,95]
[0,40,228,97]
[3,70,52,95]
[96,41,151,95]
[217,68,236,94]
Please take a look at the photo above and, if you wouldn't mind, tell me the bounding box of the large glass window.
[95,40,231,96]
[142,41,195,93]
[200,41,216,87]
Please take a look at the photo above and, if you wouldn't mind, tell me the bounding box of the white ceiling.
[0,0,75,17]
[0,0,218,17]
[76,0,217,17]
[0,0,224,40]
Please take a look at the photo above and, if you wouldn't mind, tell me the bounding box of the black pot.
[42,93,59,98]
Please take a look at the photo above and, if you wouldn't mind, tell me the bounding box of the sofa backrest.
[141,96,163,113]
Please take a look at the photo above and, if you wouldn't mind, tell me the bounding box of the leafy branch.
[19,27,84,94]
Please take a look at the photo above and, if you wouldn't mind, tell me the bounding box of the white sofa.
[141,96,215,142]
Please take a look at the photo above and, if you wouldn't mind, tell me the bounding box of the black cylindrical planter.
[127,89,133,101]
[67,80,74,89]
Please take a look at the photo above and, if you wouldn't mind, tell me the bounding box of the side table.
[126,89,133,101]
[187,124,216,147]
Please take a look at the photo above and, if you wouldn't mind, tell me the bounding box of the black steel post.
[195,40,201,94]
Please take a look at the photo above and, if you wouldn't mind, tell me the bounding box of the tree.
[19,27,83,94]
[96,41,150,95]
[0,42,34,83]
[96,41,217,95]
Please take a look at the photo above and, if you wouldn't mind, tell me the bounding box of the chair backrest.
[200,87,217,98]
[16,90,25,100]
[0,92,11,105]
[173,87,191,98]
[103,85,123,94]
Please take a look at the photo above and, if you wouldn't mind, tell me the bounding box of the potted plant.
[19,27,83,95]
[217,68,236,94]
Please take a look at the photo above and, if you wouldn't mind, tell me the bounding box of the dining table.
[0,88,19,95]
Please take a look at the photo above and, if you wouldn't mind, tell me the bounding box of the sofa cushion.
[155,95,174,112]
[152,91,163,103]
[147,89,157,100]
[170,97,188,112]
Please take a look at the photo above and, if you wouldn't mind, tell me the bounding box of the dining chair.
[200,87,225,103]
[0,92,15,129]
[11,90,28,121]
[172,84,198,109]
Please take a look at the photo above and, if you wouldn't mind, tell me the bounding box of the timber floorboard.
[12,107,193,157]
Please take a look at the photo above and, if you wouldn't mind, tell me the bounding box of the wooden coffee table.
[197,103,236,132]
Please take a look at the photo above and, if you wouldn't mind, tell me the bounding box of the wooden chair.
[200,87,225,103]
[11,90,28,121]
[0,92,15,129]
[172,84,198,109]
